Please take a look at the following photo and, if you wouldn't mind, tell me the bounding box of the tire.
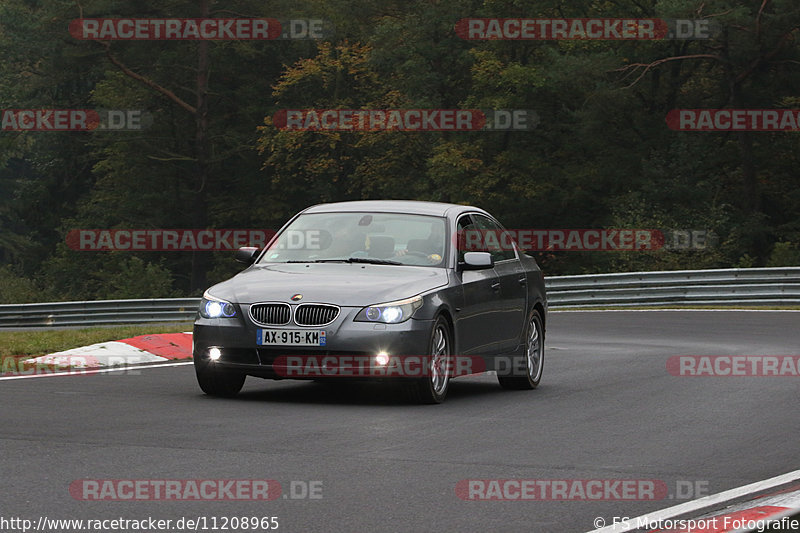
[195,361,246,397]
[406,316,452,404]
[498,309,544,390]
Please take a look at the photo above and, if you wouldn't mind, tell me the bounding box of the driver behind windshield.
[324,223,367,259]
[392,223,444,265]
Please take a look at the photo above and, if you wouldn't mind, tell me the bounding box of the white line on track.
[587,469,800,532]
[0,361,193,381]
[552,309,800,313]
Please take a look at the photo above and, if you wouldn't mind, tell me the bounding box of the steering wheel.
[404,250,431,258]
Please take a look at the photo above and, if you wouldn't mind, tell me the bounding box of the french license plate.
[258,329,326,347]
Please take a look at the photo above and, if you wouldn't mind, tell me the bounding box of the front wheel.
[195,360,246,397]
[406,316,452,404]
[498,309,544,390]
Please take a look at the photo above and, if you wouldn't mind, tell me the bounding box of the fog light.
[375,352,389,366]
[208,347,222,361]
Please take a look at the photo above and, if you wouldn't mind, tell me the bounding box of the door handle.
[490,281,501,291]
[518,277,527,286]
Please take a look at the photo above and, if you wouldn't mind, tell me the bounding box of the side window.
[471,214,516,262]
[456,215,476,263]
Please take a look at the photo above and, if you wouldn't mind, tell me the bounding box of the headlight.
[355,295,423,324]
[199,296,237,319]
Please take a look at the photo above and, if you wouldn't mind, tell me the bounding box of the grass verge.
[0,322,193,363]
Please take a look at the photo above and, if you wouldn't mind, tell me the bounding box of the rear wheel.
[407,316,452,404]
[195,360,246,397]
[498,309,544,390]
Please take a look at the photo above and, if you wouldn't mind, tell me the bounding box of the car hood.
[206,263,450,307]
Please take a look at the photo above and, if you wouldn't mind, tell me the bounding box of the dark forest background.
[1,0,799,303]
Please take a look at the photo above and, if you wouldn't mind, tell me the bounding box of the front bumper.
[193,305,433,379]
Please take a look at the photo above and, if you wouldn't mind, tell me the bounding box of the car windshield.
[258,212,447,267]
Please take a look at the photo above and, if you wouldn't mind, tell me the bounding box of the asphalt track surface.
[1,311,798,533]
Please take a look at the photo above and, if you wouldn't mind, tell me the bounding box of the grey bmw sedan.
[193,200,547,403]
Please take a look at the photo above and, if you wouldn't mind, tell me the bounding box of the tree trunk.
[191,0,211,292]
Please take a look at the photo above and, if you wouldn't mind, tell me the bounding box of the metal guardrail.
[546,267,800,308]
[0,268,798,327]
[547,267,800,308]
[0,298,201,327]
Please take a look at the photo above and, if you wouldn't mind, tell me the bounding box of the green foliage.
[94,256,176,299]
[1,0,799,300]
[767,242,800,267]
[0,266,43,304]
[736,254,757,268]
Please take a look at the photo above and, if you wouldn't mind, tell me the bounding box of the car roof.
[301,200,488,218]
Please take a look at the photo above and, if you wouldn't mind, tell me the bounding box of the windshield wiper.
[282,258,402,265]
[283,260,346,263]
[343,257,403,265]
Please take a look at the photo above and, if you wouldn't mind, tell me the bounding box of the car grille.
[294,304,339,326]
[250,303,291,325]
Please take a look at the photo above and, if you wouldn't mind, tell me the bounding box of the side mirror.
[235,247,259,265]
[461,252,494,270]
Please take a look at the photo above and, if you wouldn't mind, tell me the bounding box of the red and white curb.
[26,332,193,366]
[0,333,194,380]
[648,488,800,533]
[589,469,800,532]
